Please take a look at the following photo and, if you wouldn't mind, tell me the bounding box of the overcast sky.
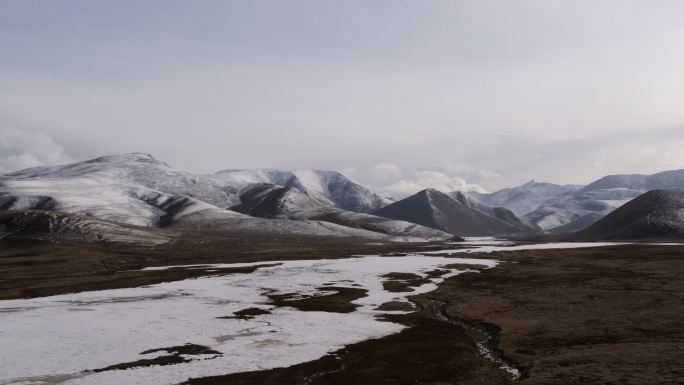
[2,1,684,196]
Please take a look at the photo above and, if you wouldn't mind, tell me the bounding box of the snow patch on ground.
[0,255,493,385]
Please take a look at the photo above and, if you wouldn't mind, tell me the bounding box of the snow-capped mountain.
[524,170,684,232]
[0,153,243,227]
[231,184,456,241]
[374,188,540,237]
[0,153,433,242]
[462,170,684,233]
[211,169,393,213]
[10,152,683,240]
[523,196,621,231]
[570,189,684,240]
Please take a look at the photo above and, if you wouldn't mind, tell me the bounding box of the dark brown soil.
[141,344,222,356]
[92,344,221,373]
[380,272,431,292]
[424,268,450,278]
[430,244,684,385]
[374,301,415,311]
[217,307,272,320]
[442,263,490,270]
[267,286,368,313]
[93,354,189,372]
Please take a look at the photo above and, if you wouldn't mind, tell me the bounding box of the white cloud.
[383,170,487,197]
[352,164,486,199]
[0,126,75,173]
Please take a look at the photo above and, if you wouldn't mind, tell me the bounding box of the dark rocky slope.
[569,189,684,240]
[374,189,539,237]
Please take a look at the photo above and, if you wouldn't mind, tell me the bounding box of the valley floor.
[1,240,683,384]
[182,244,684,385]
[0,234,430,300]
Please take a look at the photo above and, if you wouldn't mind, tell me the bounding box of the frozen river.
[0,239,624,385]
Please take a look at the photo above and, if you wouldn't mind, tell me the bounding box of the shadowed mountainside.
[374,189,539,237]
[568,189,684,240]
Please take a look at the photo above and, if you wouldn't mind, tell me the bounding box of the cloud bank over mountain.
[346,164,486,199]
[0,126,74,174]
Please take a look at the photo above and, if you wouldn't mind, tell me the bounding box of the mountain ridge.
[374,188,539,237]
[230,184,456,241]
[0,153,439,243]
[211,168,392,213]
[569,189,684,240]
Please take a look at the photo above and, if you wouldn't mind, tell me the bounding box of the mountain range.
[1,153,684,244]
[230,184,455,241]
[464,169,684,233]
[213,169,393,213]
[0,153,453,243]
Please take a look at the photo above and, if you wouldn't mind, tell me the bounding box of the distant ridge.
[577,169,684,195]
[0,153,441,243]
[569,189,684,240]
[374,188,539,237]
[212,169,393,213]
[468,170,684,233]
[231,184,457,241]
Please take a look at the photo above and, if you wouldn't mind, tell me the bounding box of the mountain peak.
[375,187,538,237]
[85,152,170,167]
[421,188,443,196]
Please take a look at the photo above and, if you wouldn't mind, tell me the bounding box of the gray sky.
[2,1,684,197]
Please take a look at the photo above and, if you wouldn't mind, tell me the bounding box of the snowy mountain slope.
[522,197,620,231]
[231,184,456,241]
[0,154,443,242]
[546,212,606,234]
[4,153,238,208]
[569,189,684,240]
[211,169,393,213]
[466,181,581,217]
[522,170,684,232]
[374,188,539,237]
[172,209,445,242]
[464,170,684,233]
[230,183,332,219]
[0,210,172,245]
[0,154,244,227]
[314,210,459,241]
